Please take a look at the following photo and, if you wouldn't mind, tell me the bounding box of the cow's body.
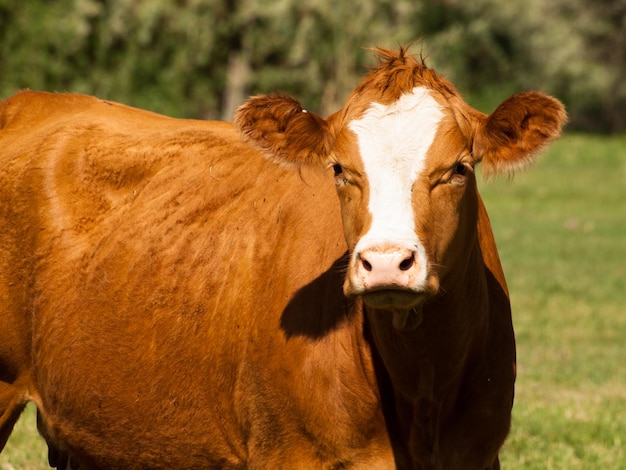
[0,48,565,469]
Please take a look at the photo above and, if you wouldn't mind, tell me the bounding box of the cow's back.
[0,92,392,468]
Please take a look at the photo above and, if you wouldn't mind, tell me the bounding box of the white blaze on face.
[347,86,444,287]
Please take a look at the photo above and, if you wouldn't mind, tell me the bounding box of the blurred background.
[1,0,624,132]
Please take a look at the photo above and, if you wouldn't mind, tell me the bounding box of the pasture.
[1,133,625,469]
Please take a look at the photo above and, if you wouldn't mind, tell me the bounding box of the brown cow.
[0,47,565,469]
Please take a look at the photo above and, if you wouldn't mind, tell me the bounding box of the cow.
[0,46,566,469]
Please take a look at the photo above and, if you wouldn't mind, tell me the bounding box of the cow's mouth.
[360,289,428,330]
[361,289,426,311]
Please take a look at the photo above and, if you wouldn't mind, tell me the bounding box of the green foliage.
[0,0,234,117]
[0,0,623,130]
[0,0,414,119]
[418,0,625,131]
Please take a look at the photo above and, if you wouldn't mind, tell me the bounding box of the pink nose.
[356,247,419,290]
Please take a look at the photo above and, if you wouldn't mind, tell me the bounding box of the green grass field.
[1,133,625,469]
[483,134,626,468]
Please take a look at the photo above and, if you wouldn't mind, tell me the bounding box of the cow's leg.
[0,380,27,450]
[1,265,34,451]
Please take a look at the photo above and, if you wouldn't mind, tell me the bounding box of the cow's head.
[235,47,566,326]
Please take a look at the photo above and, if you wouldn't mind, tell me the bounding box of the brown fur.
[474,91,568,176]
[235,94,335,167]
[0,47,566,469]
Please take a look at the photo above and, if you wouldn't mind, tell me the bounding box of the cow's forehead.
[347,86,445,175]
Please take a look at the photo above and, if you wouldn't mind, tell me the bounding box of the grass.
[479,133,626,468]
[1,134,625,468]
[0,404,47,470]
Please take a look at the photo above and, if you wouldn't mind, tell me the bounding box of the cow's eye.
[449,162,471,186]
[453,163,467,176]
[333,163,343,176]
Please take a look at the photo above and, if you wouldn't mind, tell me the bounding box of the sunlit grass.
[480,133,626,468]
[0,404,47,470]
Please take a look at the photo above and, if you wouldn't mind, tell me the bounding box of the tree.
[0,0,623,131]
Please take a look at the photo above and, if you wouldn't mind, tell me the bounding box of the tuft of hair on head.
[354,42,460,104]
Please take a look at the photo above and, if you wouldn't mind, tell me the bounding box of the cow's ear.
[234,94,334,167]
[472,91,567,177]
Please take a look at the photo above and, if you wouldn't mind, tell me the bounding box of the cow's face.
[331,86,478,312]
[235,49,566,323]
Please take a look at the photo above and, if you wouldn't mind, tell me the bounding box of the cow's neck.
[364,236,490,405]
[363,237,491,466]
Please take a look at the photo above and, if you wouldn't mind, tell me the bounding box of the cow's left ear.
[234,94,334,167]
[472,91,567,176]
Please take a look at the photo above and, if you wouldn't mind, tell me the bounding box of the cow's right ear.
[234,94,334,167]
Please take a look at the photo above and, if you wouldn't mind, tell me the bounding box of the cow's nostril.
[399,253,415,271]
[361,257,373,272]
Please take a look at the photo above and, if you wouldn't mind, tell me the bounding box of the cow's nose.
[356,247,419,290]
